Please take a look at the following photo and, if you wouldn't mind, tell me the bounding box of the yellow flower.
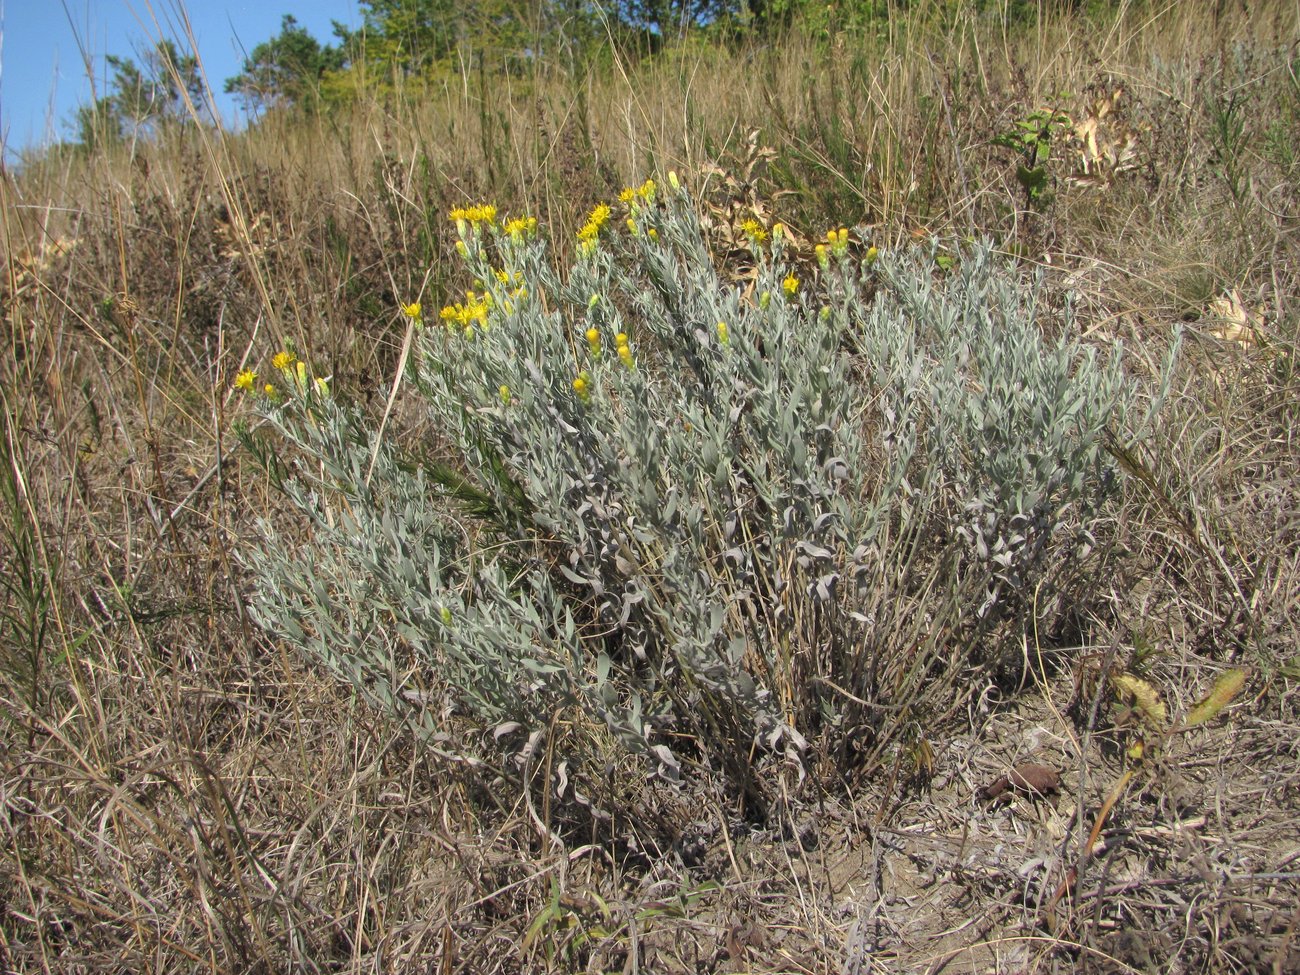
[449,203,497,225]
[716,321,729,345]
[503,216,536,241]
[439,292,491,330]
[741,218,768,244]
[865,245,879,264]
[586,327,602,357]
[782,274,799,296]
[573,372,591,402]
[619,186,636,204]
[815,243,829,269]
[626,217,639,235]
[402,301,422,322]
[263,383,279,402]
[576,203,612,244]
[234,369,256,392]
[615,332,635,368]
[455,240,469,258]
[272,351,294,371]
[828,227,850,257]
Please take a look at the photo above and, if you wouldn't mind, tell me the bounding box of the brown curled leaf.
[980,762,1061,801]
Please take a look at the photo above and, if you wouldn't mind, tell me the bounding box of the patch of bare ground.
[509,671,1292,975]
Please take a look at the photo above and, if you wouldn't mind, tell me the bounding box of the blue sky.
[0,1,359,161]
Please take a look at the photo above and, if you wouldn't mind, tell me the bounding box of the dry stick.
[1046,633,1122,934]
[367,318,415,487]
[706,796,745,888]
[928,50,976,239]
[1045,768,1136,932]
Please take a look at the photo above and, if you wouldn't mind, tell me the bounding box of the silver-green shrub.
[237,179,1173,803]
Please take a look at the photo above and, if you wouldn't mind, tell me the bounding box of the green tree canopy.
[225,15,347,113]
[69,39,208,149]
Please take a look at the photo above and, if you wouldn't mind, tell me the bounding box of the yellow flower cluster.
[816,228,850,268]
[615,332,634,369]
[586,327,602,357]
[716,321,730,346]
[440,291,491,331]
[782,273,800,297]
[232,348,328,399]
[488,270,528,313]
[577,204,612,255]
[741,219,768,244]
[502,216,537,242]
[402,301,423,324]
[449,204,497,225]
[573,371,591,403]
[618,178,657,205]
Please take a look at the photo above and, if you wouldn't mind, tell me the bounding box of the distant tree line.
[219,0,1104,115]
[221,0,746,116]
[72,40,208,150]
[67,0,1105,147]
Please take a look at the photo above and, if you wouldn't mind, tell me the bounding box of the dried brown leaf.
[1183,669,1247,728]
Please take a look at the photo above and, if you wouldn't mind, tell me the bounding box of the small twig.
[367,317,415,486]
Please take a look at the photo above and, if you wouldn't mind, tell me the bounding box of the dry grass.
[2,1,1298,971]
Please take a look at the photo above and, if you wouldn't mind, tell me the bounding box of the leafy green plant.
[237,177,1173,817]
[521,877,719,971]
[993,106,1072,205]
